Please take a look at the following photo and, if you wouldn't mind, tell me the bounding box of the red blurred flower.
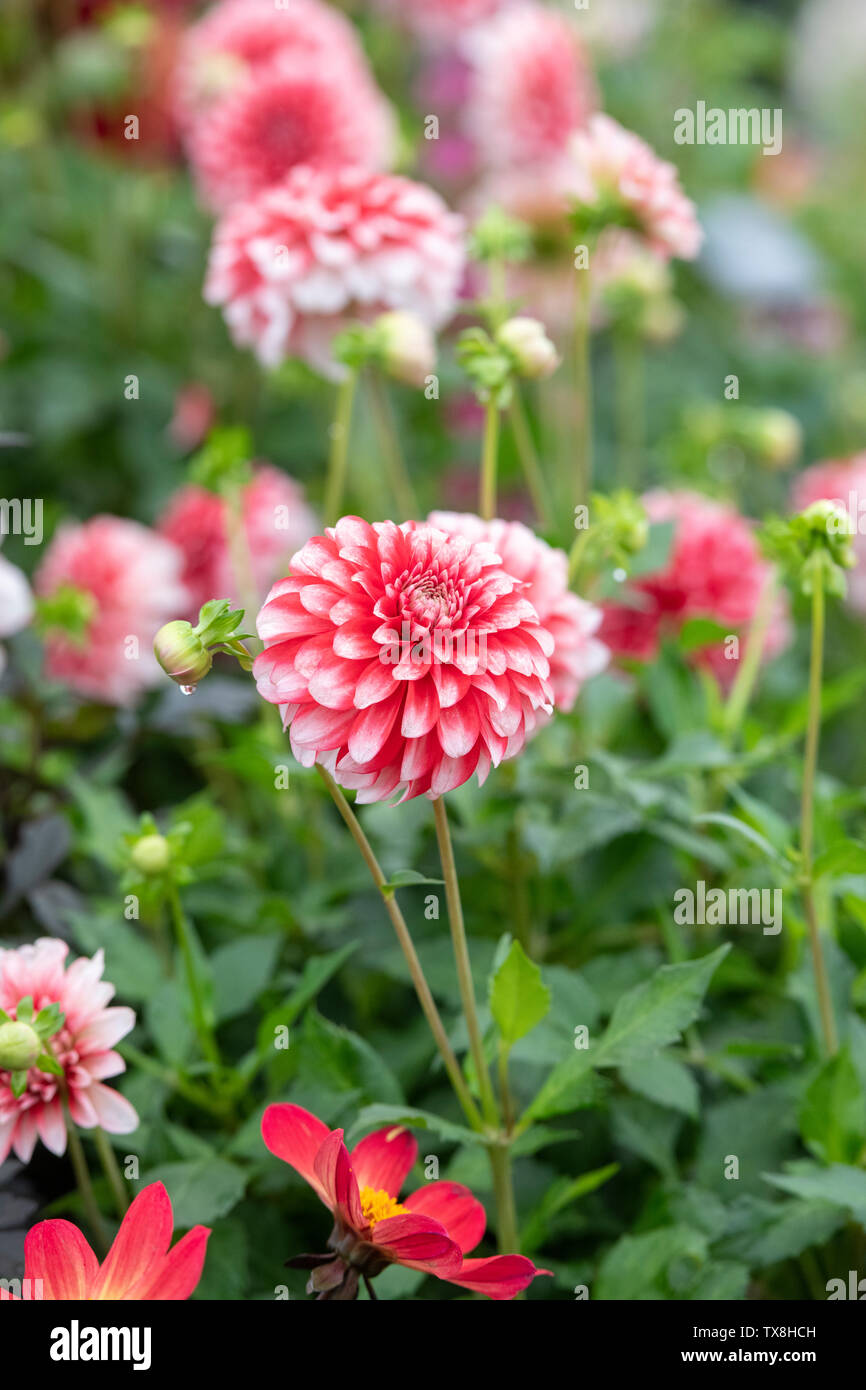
[792,454,866,613]
[253,515,557,802]
[204,165,465,377]
[158,465,317,619]
[599,490,789,684]
[262,1103,548,1300]
[186,54,394,211]
[0,1183,209,1300]
[429,513,608,710]
[35,516,188,706]
[0,939,137,1167]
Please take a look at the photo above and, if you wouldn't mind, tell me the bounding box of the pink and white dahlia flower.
[429,513,608,710]
[464,4,596,168]
[186,55,394,211]
[599,490,790,685]
[791,453,866,613]
[158,465,317,618]
[253,516,558,802]
[174,0,369,130]
[35,516,189,706]
[0,939,137,1166]
[204,165,465,377]
[570,114,702,261]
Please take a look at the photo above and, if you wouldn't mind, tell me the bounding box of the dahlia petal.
[75,1006,136,1055]
[350,1126,417,1198]
[354,657,397,707]
[313,1129,364,1230]
[307,657,363,711]
[401,674,439,737]
[370,1213,463,1276]
[290,702,356,750]
[404,1181,487,1255]
[431,661,471,709]
[447,1255,552,1300]
[261,1103,334,1208]
[130,1226,211,1301]
[91,1183,174,1300]
[36,1099,66,1156]
[437,699,481,758]
[86,1083,139,1135]
[25,1220,99,1299]
[347,691,402,763]
[430,746,480,798]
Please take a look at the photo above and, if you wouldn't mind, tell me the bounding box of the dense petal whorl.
[204,165,465,378]
[253,516,559,802]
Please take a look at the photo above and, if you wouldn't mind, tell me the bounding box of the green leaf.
[620,1053,700,1118]
[813,839,866,880]
[692,813,785,866]
[598,946,729,1067]
[380,869,444,898]
[763,1162,866,1220]
[346,1103,484,1148]
[677,617,731,652]
[595,1225,708,1300]
[489,939,551,1046]
[139,1158,247,1227]
[211,934,281,1022]
[799,1049,866,1164]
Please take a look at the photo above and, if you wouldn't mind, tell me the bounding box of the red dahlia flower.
[253,516,557,802]
[0,1182,209,1300]
[262,1103,548,1300]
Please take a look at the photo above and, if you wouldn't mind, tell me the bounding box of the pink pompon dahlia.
[0,1182,209,1300]
[599,490,790,685]
[35,516,189,706]
[791,454,866,612]
[174,0,369,131]
[158,465,318,619]
[186,53,394,211]
[262,1103,549,1300]
[253,515,557,802]
[204,165,465,378]
[0,939,138,1167]
[429,512,608,710]
[570,114,702,261]
[464,4,596,168]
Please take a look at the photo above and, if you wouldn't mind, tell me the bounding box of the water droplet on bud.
[179,684,197,696]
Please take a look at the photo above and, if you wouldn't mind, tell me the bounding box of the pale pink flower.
[253,516,557,802]
[158,464,318,618]
[464,4,596,167]
[174,0,369,131]
[792,454,866,612]
[600,490,789,685]
[0,939,137,1166]
[0,543,34,677]
[204,165,465,378]
[186,55,395,211]
[570,114,702,260]
[429,512,608,710]
[373,0,508,44]
[35,516,189,706]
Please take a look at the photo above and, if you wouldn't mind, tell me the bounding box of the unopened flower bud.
[131,833,172,877]
[496,317,560,379]
[752,409,802,469]
[0,1020,41,1071]
[153,619,213,689]
[375,311,436,388]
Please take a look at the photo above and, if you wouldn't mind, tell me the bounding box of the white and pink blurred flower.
[600,490,790,685]
[570,114,702,261]
[204,165,465,378]
[429,513,608,710]
[158,464,318,618]
[253,515,558,802]
[0,939,137,1167]
[373,0,508,45]
[35,516,189,706]
[186,54,395,211]
[0,543,34,677]
[464,4,596,168]
[792,454,866,613]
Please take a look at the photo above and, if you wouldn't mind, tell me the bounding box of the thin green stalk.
[613,324,644,487]
[323,370,358,526]
[488,1139,519,1253]
[800,581,838,1056]
[63,1098,107,1256]
[480,401,500,521]
[366,369,418,519]
[573,265,592,509]
[93,1127,129,1219]
[509,385,552,528]
[568,525,591,587]
[723,576,777,740]
[167,883,221,1069]
[119,1043,229,1118]
[315,765,483,1130]
[432,797,498,1126]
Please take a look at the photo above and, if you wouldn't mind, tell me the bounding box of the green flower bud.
[130,833,172,877]
[153,619,213,690]
[374,311,436,388]
[496,317,560,380]
[0,1020,42,1071]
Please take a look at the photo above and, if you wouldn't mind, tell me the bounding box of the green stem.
[613,324,644,487]
[568,525,591,587]
[93,1127,129,1219]
[167,883,221,1069]
[432,797,498,1126]
[366,369,418,519]
[573,265,592,510]
[63,1100,107,1256]
[323,370,358,526]
[315,766,483,1130]
[480,401,500,522]
[800,581,838,1057]
[509,386,552,529]
[488,1139,519,1253]
[118,1043,230,1118]
[723,575,777,741]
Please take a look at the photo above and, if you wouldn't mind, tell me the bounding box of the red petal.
[91,1183,173,1299]
[348,691,402,764]
[25,1219,99,1299]
[261,1103,333,1208]
[350,1127,417,1198]
[404,1182,486,1254]
[447,1255,552,1300]
[369,1213,463,1276]
[132,1226,211,1301]
[401,675,439,737]
[437,698,480,758]
[313,1129,364,1230]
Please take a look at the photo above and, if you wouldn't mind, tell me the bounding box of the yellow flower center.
[360,1186,407,1229]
